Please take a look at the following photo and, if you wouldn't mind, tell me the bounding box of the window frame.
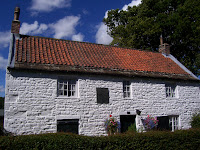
[165,83,177,98]
[57,78,78,97]
[123,81,131,98]
[169,116,179,132]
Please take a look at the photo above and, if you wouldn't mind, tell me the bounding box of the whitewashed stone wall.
[4,69,200,135]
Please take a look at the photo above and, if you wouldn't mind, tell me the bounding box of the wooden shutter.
[96,88,109,104]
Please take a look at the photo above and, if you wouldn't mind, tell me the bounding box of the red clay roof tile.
[15,35,192,78]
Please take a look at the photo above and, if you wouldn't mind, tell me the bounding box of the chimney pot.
[11,7,20,34]
[14,7,20,21]
[159,43,170,56]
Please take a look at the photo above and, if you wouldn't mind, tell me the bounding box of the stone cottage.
[4,7,200,136]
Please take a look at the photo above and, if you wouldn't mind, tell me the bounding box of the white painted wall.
[4,69,200,135]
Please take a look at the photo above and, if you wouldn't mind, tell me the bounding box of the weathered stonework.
[4,69,200,136]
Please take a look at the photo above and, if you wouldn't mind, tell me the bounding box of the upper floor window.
[96,88,109,104]
[165,84,177,98]
[58,79,77,97]
[123,81,131,98]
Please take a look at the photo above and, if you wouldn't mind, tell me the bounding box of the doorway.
[120,115,136,133]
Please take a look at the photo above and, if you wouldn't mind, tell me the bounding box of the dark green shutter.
[97,88,109,104]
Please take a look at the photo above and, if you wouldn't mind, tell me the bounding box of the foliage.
[104,115,120,134]
[104,0,200,76]
[0,97,4,109]
[0,129,200,149]
[191,113,200,128]
[127,122,137,133]
[142,115,159,130]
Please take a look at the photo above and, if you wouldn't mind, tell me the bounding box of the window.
[165,84,176,98]
[57,119,79,134]
[58,79,77,97]
[96,88,109,104]
[157,116,179,131]
[169,116,179,132]
[123,81,131,98]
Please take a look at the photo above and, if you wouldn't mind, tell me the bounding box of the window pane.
[59,90,63,96]
[64,90,68,96]
[64,84,68,90]
[59,83,63,90]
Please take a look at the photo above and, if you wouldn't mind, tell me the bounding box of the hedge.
[0,129,200,150]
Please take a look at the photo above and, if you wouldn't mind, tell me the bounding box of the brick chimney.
[11,7,20,34]
[159,35,170,56]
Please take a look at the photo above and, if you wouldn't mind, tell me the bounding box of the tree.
[104,0,200,76]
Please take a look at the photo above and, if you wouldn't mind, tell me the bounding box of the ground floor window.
[57,119,79,134]
[169,116,179,132]
[157,116,179,131]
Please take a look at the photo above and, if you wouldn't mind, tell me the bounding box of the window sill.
[123,97,132,100]
[56,96,79,99]
[166,97,179,99]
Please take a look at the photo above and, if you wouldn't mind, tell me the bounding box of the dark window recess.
[96,88,109,104]
[120,115,136,133]
[157,116,170,131]
[57,119,79,134]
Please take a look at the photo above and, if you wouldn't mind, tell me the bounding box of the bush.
[127,123,137,133]
[191,113,200,128]
[0,129,200,150]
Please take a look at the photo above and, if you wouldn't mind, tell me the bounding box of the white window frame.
[165,84,177,98]
[58,79,78,97]
[169,116,179,132]
[123,81,131,98]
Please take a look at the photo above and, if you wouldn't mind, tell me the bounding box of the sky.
[0,0,142,97]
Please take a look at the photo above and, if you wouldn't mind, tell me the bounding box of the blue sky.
[0,0,142,97]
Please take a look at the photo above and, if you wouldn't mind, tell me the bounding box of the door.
[120,115,136,133]
[157,116,170,131]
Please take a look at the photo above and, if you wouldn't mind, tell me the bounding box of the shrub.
[0,129,200,150]
[127,123,137,133]
[191,113,200,128]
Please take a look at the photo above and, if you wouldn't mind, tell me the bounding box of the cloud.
[0,31,11,48]
[82,9,89,15]
[50,16,80,39]
[30,0,71,12]
[20,21,48,35]
[72,33,84,42]
[0,85,5,93]
[95,22,113,45]
[0,55,8,70]
[122,0,141,11]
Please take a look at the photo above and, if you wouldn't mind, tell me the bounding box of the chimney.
[159,35,170,56]
[11,7,20,34]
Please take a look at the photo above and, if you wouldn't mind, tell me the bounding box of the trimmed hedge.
[0,129,200,150]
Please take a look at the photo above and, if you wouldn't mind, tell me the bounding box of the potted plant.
[142,115,158,131]
[105,115,120,135]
